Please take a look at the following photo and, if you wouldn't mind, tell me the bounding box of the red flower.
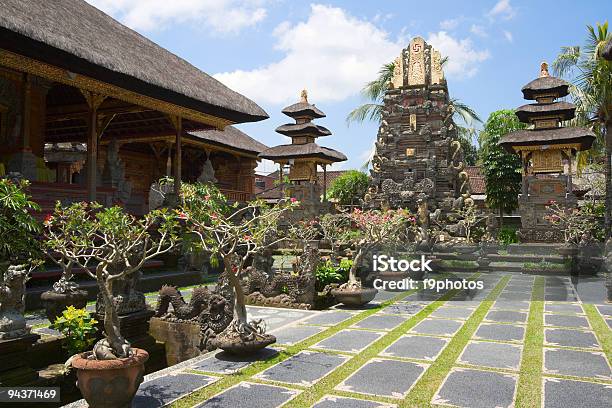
[290,197,297,203]
[177,212,188,220]
[244,235,252,241]
[231,265,238,273]
[43,214,53,225]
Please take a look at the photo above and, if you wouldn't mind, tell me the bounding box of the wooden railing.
[220,188,253,202]
[28,181,116,218]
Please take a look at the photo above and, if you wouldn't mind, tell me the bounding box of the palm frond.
[449,98,483,125]
[346,103,384,125]
[552,46,580,77]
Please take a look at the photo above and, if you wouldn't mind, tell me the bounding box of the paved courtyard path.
[61,272,611,408]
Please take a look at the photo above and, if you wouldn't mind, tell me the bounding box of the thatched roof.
[281,102,326,119]
[0,0,267,124]
[521,76,569,100]
[515,101,575,123]
[259,143,347,162]
[602,39,612,61]
[187,126,268,155]
[499,126,596,153]
[275,122,331,137]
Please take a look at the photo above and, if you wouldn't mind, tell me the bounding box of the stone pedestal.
[7,149,39,181]
[149,318,202,365]
[0,333,40,385]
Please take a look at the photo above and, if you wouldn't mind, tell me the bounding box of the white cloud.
[86,0,267,34]
[503,30,514,43]
[440,18,460,30]
[214,4,403,104]
[470,24,487,37]
[427,31,490,79]
[487,0,516,20]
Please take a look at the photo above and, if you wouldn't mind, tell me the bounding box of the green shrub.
[498,226,518,246]
[51,306,98,356]
[315,259,351,291]
[326,170,369,205]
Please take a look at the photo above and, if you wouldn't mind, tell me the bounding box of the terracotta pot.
[213,333,276,356]
[72,348,148,408]
[40,289,88,323]
[331,287,377,306]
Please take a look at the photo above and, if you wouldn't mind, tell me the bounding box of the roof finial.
[300,89,308,103]
[540,61,550,77]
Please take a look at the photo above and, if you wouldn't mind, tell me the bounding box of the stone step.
[506,243,560,256]
[489,253,565,264]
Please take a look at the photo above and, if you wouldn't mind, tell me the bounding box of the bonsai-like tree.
[545,201,600,246]
[319,213,350,262]
[341,208,408,289]
[45,202,180,359]
[179,183,297,348]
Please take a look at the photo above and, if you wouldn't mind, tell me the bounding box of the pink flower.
[244,235,252,241]
[290,197,297,203]
[204,195,211,200]
[177,212,188,220]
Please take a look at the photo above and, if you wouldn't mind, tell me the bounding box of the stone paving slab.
[544,328,600,349]
[543,348,611,379]
[429,306,474,320]
[336,358,427,398]
[544,313,590,329]
[380,334,449,361]
[190,348,279,374]
[492,300,531,311]
[194,382,299,408]
[432,367,517,408]
[410,318,463,337]
[271,325,326,345]
[133,372,219,408]
[378,302,426,316]
[485,310,528,324]
[351,314,407,331]
[313,329,385,353]
[544,303,584,315]
[543,377,612,408]
[497,292,532,301]
[473,323,525,343]
[595,304,612,317]
[255,350,349,386]
[247,307,316,331]
[458,340,522,370]
[313,395,396,408]
[300,311,356,326]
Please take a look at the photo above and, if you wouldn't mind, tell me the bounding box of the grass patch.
[514,276,544,408]
[441,260,478,268]
[400,274,510,407]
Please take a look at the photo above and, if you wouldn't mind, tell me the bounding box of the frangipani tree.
[45,202,180,359]
[342,208,409,289]
[179,183,297,348]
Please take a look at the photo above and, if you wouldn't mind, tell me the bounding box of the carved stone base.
[7,149,38,181]
[149,318,202,365]
[0,333,40,385]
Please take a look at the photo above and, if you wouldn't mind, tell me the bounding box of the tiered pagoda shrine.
[365,37,471,213]
[499,63,595,242]
[259,90,346,216]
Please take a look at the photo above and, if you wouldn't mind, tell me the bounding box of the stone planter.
[72,348,148,408]
[331,287,377,306]
[212,333,276,356]
[40,289,88,323]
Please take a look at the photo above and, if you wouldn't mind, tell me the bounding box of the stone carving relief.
[197,152,217,184]
[408,37,425,86]
[391,55,404,89]
[431,50,444,85]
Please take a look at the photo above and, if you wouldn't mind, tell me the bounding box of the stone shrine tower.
[365,37,471,213]
[499,63,595,242]
[260,90,346,216]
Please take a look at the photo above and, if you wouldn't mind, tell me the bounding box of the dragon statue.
[155,284,233,351]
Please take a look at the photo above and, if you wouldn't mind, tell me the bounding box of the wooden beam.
[323,164,327,202]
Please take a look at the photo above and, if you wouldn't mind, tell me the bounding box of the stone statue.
[0,264,30,339]
[197,157,217,184]
[95,268,146,316]
[102,139,132,203]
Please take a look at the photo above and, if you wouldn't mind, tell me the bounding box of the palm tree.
[553,22,612,236]
[347,58,482,161]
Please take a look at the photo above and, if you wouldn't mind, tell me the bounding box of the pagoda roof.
[0,0,268,124]
[188,126,268,156]
[499,126,596,153]
[275,122,332,137]
[259,143,347,162]
[515,101,576,123]
[282,102,326,119]
[521,76,570,100]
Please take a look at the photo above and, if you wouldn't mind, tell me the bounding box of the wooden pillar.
[81,91,106,202]
[21,73,31,149]
[323,164,327,202]
[166,142,173,177]
[169,116,182,196]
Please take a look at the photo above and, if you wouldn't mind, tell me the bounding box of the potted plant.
[45,202,179,408]
[331,208,408,306]
[0,178,41,340]
[51,306,99,358]
[179,182,297,355]
[42,208,91,322]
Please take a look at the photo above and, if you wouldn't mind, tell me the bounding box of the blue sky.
[88,0,608,173]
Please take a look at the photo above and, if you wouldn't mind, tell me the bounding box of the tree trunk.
[605,121,612,239]
[224,256,247,325]
[99,278,129,357]
[499,207,504,229]
[349,245,366,283]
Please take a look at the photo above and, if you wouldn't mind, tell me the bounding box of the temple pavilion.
[499,62,596,242]
[259,90,346,215]
[0,0,268,215]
